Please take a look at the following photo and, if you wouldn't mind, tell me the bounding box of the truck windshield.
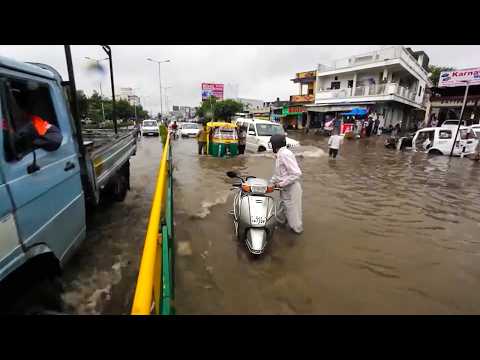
[143,121,156,127]
[255,123,285,137]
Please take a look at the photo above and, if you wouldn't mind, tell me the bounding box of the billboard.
[202,83,224,100]
[439,67,480,87]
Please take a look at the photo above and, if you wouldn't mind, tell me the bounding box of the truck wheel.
[111,174,128,202]
[20,276,64,315]
[258,146,266,152]
[428,149,443,156]
[1,265,64,315]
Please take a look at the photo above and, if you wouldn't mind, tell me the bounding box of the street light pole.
[147,58,170,120]
[163,86,172,116]
[449,81,470,157]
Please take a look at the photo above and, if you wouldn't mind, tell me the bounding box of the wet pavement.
[60,131,480,314]
[60,136,163,314]
[174,132,480,314]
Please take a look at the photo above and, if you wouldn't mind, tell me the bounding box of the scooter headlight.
[251,186,267,194]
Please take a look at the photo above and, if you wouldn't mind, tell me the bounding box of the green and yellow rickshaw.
[206,121,239,157]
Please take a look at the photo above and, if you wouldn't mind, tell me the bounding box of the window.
[330,81,340,90]
[248,123,256,135]
[418,86,422,97]
[2,78,59,162]
[334,76,338,81]
[439,130,451,139]
[347,80,354,88]
[255,123,284,137]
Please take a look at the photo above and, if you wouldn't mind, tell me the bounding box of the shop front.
[280,105,307,130]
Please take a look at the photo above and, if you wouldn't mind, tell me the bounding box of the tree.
[196,96,217,120]
[196,96,243,122]
[214,99,244,121]
[428,65,455,87]
[77,90,89,119]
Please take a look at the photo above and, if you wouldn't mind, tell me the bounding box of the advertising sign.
[202,83,224,100]
[296,70,316,79]
[439,67,480,87]
[290,94,315,103]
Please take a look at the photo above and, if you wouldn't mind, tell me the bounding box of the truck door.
[0,128,23,281]
[0,74,85,265]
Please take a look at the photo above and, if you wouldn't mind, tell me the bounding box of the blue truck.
[0,50,137,313]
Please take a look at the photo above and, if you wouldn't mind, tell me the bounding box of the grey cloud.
[0,45,479,115]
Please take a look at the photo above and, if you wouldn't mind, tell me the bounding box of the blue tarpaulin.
[341,108,367,116]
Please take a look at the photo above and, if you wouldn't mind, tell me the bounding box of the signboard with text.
[439,67,480,87]
[202,83,224,100]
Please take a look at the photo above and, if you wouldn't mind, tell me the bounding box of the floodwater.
[174,132,480,314]
[60,136,163,314]
[55,131,480,315]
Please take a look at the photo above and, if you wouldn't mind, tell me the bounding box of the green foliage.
[214,99,244,121]
[428,65,455,87]
[80,89,150,125]
[196,96,243,121]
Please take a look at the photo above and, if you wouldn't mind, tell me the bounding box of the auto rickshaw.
[206,121,239,157]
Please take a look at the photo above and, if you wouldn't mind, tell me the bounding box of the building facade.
[117,87,140,106]
[306,46,432,132]
[284,70,317,129]
[426,85,480,126]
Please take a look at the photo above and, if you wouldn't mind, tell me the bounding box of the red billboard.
[202,83,224,100]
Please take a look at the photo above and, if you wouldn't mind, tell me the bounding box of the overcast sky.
[0,45,479,115]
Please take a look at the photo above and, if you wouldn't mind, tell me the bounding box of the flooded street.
[174,132,480,314]
[58,132,480,314]
[60,136,163,314]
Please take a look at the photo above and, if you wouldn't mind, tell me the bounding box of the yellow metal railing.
[131,134,170,315]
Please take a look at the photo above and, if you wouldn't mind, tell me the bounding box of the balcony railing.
[316,83,419,103]
[317,46,429,78]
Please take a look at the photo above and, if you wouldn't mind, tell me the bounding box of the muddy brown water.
[60,132,480,314]
[174,132,480,314]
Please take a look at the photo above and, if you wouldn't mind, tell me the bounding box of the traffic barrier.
[131,134,174,315]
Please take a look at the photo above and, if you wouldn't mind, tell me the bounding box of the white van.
[236,118,299,153]
[412,126,478,156]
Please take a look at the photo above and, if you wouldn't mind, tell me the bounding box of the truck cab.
[0,58,85,284]
[0,53,137,312]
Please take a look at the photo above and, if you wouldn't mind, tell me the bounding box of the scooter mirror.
[226,171,238,178]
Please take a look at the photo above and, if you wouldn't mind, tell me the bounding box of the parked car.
[141,119,159,136]
[179,123,200,138]
[412,126,478,156]
[235,118,299,153]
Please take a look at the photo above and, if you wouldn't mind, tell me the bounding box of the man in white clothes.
[269,134,303,234]
[328,131,343,159]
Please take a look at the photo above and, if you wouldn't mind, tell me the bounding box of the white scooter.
[226,171,280,255]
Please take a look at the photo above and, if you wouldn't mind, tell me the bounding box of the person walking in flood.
[269,134,303,235]
[196,121,208,155]
[328,130,343,159]
[237,124,247,155]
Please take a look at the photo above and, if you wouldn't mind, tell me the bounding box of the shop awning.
[341,108,368,116]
